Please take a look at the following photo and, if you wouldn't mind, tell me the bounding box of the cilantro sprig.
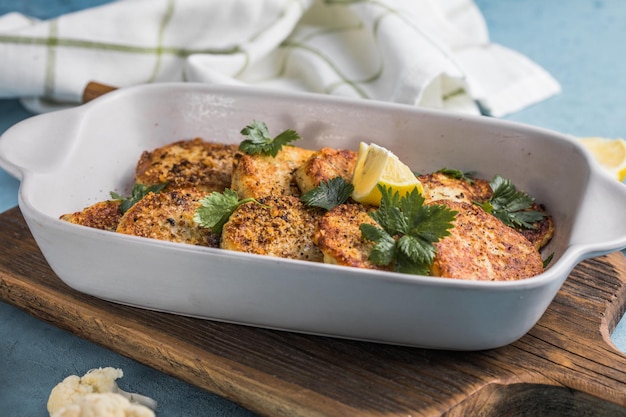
[239,120,301,157]
[475,175,544,229]
[360,185,457,275]
[194,189,259,234]
[300,177,354,210]
[110,183,167,214]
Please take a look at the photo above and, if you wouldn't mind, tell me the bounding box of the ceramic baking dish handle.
[0,107,83,180]
[569,170,626,259]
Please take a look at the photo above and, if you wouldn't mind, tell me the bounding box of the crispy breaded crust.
[135,138,237,193]
[231,146,315,199]
[314,203,391,271]
[418,172,492,204]
[295,147,358,194]
[420,172,554,250]
[60,200,122,232]
[431,200,543,281]
[116,188,219,247]
[221,196,324,261]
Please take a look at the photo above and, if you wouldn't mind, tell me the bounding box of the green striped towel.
[0,0,560,116]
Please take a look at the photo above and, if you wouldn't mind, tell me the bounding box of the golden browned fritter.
[316,200,543,280]
[116,188,219,247]
[295,147,358,194]
[135,138,237,193]
[420,172,553,250]
[221,195,324,262]
[418,171,492,204]
[314,203,391,271]
[60,200,122,232]
[231,146,315,199]
[431,200,543,281]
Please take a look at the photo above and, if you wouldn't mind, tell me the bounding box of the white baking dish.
[1,83,625,350]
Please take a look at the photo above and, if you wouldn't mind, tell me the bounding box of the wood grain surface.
[2,206,626,416]
[82,81,117,103]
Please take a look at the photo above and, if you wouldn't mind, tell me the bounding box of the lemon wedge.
[579,137,626,182]
[351,142,423,206]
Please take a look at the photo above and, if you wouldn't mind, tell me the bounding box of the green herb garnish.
[437,168,476,184]
[543,253,554,269]
[110,183,167,214]
[360,185,457,275]
[239,120,301,157]
[475,175,544,229]
[194,189,259,234]
[300,177,354,210]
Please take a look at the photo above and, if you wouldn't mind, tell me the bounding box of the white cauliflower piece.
[51,392,155,417]
[47,367,157,416]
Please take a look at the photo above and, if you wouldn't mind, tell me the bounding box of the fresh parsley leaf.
[437,168,476,184]
[476,175,544,229]
[394,250,432,276]
[239,120,301,157]
[542,252,554,269]
[360,185,457,275]
[110,183,167,214]
[360,223,396,266]
[194,189,259,234]
[300,177,354,210]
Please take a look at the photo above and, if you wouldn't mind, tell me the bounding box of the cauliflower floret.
[47,367,157,417]
[51,393,155,417]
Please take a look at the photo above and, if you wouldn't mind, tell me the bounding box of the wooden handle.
[82,81,118,103]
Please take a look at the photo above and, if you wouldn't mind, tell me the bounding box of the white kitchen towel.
[0,0,560,116]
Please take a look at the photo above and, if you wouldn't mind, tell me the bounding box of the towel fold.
[0,0,560,116]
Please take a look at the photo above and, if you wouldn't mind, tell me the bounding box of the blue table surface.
[1,1,625,416]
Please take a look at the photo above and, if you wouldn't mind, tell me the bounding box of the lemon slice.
[579,137,626,182]
[351,142,423,205]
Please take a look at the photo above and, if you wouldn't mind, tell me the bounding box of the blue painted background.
[1,1,625,416]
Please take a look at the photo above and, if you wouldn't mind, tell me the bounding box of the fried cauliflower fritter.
[431,200,544,281]
[295,147,358,194]
[135,138,237,193]
[231,146,315,199]
[420,172,554,250]
[221,195,324,262]
[418,172,492,204]
[116,188,219,247]
[314,203,391,271]
[315,200,543,281]
[60,200,122,232]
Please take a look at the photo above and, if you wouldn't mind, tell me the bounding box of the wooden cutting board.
[2,205,626,416]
